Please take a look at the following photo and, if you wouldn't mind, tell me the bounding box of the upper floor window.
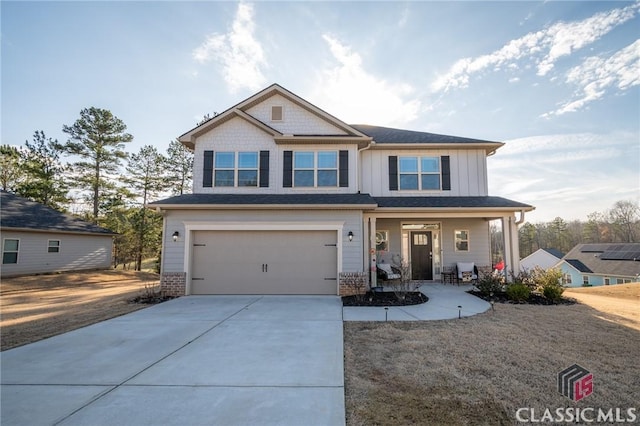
[3,239,19,264]
[214,152,258,187]
[271,106,283,121]
[399,156,441,190]
[294,151,338,187]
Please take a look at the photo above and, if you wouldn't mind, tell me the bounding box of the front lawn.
[344,286,640,425]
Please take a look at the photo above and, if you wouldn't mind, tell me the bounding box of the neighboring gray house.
[520,248,564,271]
[555,243,640,287]
[0,191,115,277]
[150,84,534,296]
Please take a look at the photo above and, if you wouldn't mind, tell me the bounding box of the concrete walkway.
[343,283,491,321]
[1,296,345,426]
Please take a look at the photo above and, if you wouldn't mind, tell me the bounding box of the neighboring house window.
[563,273,572,285]
[48,240,60,253]
[293,152,337,187]
[271,105,283,121]
[454,230,469,252]
[583,276,589,286]
[616,278,624,284]
[2,239,19,264]
[604,277,610,285]
[398,156,441,190]
[214,152,258,187]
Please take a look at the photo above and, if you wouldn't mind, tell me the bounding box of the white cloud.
[543,40,640,117]
[431,3,640,93]
[192,2,266,93]
[310,35,421,127]
[488,132,640,221]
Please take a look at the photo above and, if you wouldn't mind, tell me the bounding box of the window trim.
[271,105,283,121]
[48,239,61,253]
[213,151,259,188]
[292,151,339,188]
[2,238,20,264]
[454,230,469,252]
[398,156,442,191]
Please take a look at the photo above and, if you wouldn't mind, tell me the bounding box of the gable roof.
[542,248,564,259]
[179,83,371,149]
[0,191,115,236]
[351,124,504,155]
[559,243,640,278]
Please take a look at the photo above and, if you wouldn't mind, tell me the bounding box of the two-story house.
[150,84,533,296]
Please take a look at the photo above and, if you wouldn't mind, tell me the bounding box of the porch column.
[501,215,521,281]
[369,217,377,288]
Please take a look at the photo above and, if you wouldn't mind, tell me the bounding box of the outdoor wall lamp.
[172,231,180,242]
[348,231,354,242]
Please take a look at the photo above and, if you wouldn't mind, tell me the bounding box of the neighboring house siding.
[521,249,562,271]
[162,209,363,273]
[1,231,112,277]
[360,149,488,196]
[245,94,349,136]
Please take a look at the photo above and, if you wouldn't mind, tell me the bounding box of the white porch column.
[369,217,377,288]
[501,214,521,281]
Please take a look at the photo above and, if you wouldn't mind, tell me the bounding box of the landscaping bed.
[468,289,576,305]
[342,291,428,307]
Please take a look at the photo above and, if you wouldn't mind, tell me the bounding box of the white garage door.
[190,230,338,295]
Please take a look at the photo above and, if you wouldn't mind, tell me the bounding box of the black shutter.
[283,151,293,188]
[203,150,214,188]
[441,156,451,191]
[388,156,398,191]
[339,150,349,187]
[259,151,270,187]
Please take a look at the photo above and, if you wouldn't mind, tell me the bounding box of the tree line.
[1,107,194,271]
[491,200,640,261]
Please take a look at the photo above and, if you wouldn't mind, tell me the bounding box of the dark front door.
[411,231,433,280]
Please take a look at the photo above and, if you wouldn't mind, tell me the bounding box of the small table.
[441,271,455,285]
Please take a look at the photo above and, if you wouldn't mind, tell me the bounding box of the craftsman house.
[555,243,640,287]
[150,84,533,296]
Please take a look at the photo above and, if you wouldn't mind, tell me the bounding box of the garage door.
[190,230,338,295]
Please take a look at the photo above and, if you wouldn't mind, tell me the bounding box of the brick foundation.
[339,272,369,296]
[161,272,186,297]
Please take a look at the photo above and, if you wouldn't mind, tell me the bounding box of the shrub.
[506,283,531,302]
[542,285,564,302]
[508,269,537,291]
[475,271,505,296]
[534,267,565,302]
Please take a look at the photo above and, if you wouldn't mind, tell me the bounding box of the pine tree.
[165,139,193,195]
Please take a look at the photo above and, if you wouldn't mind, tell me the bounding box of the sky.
[2,1,639,223]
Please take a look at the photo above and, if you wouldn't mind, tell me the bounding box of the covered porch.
[363,197,533,288]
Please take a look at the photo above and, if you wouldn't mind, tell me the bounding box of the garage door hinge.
[324,244,337,247]
[192,278,204,280]
[193,244,206,247]
[324,277,338,281]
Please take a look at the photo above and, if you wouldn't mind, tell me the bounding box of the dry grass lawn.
[344,283,640,425]
[1,270,159,350]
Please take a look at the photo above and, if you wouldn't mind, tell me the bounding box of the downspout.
[357,140,375,193]
[515,209,526,226]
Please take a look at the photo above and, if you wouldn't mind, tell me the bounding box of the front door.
[410,231,433,280]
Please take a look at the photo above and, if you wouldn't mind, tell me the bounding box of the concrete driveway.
[1,296,345,426]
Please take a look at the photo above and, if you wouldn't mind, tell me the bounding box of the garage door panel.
[191,230,337,295]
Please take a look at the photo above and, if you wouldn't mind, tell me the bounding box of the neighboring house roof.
[374,196,533,210]
[351,124,504,155]
[542,248,564,259]
[0,191,115,235]
[559,243,640,278]
[565,259,593,273]
[149,193,378,209]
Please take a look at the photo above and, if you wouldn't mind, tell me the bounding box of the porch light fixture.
[172,231,180,242]
[348,231,354,242]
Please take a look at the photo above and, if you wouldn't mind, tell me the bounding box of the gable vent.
[271,106,283,121]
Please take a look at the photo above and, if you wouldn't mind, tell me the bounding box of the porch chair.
[377,263,401,281]
[454,262,478,285]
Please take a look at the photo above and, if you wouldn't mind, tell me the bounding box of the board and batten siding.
[161,209,364,274]
[360,149,488,196]
[1,231,112,277]
[245,93,349,136]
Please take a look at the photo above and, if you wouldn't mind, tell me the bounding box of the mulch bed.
[342,291,428,307]
[468,290,577,305]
